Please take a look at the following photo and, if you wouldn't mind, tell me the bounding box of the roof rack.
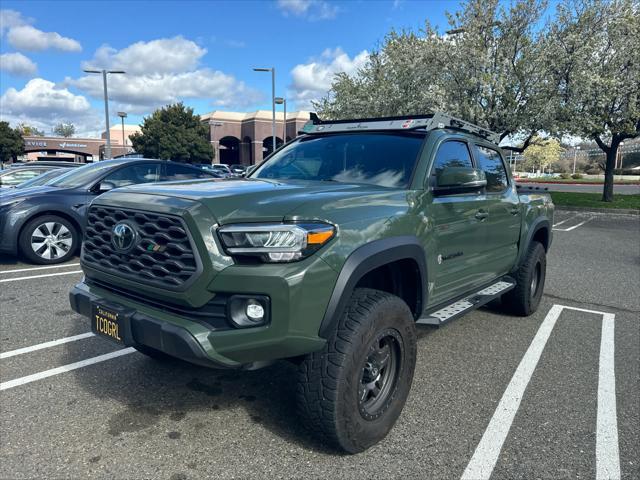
[299,112,500,145]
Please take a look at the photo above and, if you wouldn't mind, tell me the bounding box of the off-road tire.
[18,215,79,265]
[297,288,417,453]
[502,241,546,316]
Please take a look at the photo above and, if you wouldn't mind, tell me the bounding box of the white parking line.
[552,217,574,227]
[461,304,619,480]
[0,348,136,391]
[553,218,592,232]
[0,270,82,283]
[0,263,80,274]
[0,332,95,359]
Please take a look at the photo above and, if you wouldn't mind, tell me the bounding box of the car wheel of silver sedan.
[19,215,79,265]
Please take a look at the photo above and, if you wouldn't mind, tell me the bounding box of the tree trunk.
[602,142,620,202]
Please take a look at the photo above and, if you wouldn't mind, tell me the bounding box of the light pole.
[209,120,223,164]
[83,69,125,160]
[572,145,581,174]
[253,67,276,153]
[117,111,127,157]
[275,97,286,144]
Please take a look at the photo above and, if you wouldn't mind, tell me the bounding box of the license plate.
[92,303,125,344]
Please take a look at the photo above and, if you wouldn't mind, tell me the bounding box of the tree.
[522,136,564,172]
[545,0,640,201]
[16,123,44,136]
[0,122,25,164]
[130,103,213,163]
[53,122,76,137]
[315,0,552,151]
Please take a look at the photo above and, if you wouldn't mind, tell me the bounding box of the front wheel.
[502,241,546,316]
[18,215,78,264]
[297,288,417,453]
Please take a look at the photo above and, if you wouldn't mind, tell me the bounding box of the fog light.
[228,295,270,328]
[246,301,265,321]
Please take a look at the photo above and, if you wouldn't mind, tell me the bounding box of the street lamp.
[117,112,127,157]
[275,97,286,144]
[572,145,581,174]
[209,120,224,164]
[253,67,276,152]
[83,69,125,160]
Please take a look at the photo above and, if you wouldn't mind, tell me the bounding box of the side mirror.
[95,181,116,193]
[433,167,486,195]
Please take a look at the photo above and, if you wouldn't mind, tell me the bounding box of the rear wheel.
[502,241,546,316]
[18,215,78,264]
[297,288,417,453]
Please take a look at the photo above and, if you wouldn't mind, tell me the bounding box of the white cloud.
[0,78,100,136]
[7,24,82,52]
[68,36,261,114]
[0,52,37,76]
[290,48,369,109]
[276,0,338,20]
[82,37,205,75]
[0,9,31,35]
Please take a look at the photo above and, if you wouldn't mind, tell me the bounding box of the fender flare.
[514,217,551,269]
[318,236,427,339]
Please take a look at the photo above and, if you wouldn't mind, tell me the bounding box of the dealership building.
[20,110,310,165]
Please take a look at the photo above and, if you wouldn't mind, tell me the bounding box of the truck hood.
[105,178,411,225]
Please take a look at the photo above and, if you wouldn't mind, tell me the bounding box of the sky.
[0,0,461,137]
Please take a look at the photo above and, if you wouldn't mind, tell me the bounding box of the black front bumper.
[69,286,241,369]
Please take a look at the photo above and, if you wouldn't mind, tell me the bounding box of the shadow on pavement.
[64,331,339,454]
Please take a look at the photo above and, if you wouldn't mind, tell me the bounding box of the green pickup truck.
[70,113,553,453]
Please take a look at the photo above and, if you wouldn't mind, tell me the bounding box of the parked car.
[7,161,83,169]
[229,164,247,176]
[69,113,554,453]
[13,168,69,189]
[0,163,77,188]
[0,158,217,264]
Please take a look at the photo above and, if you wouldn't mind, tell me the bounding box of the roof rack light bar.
[300,111,500,145]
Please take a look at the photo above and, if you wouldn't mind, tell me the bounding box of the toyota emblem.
[111,222,137,252]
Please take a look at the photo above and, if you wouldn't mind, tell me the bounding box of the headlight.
[218,222,335,262]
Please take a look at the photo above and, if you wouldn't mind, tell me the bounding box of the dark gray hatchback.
[0,158,216,264]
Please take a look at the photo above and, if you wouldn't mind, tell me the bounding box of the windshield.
[252,132,424,188]
[47,161,121,188]
[15,169,67,189]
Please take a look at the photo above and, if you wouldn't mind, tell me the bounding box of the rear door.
[471,144,521,278]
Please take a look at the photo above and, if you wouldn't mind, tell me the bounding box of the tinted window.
[254,133,424,188]
[432,141,473,179]
[49,161,124,188]
[474,145,508,192]
[164,164,212,181]
[102,163,160,187]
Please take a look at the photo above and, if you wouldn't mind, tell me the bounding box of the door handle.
[510,207,520,215]
[475,210,489,220]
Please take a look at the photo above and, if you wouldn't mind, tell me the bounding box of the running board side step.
[416,280,515,327]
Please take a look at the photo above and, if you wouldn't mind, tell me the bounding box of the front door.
[423,139,489,306]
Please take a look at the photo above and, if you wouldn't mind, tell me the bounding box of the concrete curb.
[556,205,639,216]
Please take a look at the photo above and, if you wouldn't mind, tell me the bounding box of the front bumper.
[70,251,335,368]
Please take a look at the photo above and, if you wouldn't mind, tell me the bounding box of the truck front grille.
[82,206,199,289]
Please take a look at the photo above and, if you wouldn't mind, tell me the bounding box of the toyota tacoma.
[70,113,554,453]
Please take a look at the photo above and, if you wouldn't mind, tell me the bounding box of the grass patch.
[550,192,640,210]
[519,178,639,184]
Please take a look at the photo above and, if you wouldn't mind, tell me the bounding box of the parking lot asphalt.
[1,212,638,479]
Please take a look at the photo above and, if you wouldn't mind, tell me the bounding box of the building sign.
[59,142,88,148]
[26,140,47,147]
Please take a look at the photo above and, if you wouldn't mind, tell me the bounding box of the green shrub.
[585,168,601,175]
[571,173,583,179]
[560,173,571,179]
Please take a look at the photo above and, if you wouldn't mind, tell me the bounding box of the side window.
[474,145,508,192]
[431,141,473,179]
[102,164,160,188]
[164,164,211,181]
